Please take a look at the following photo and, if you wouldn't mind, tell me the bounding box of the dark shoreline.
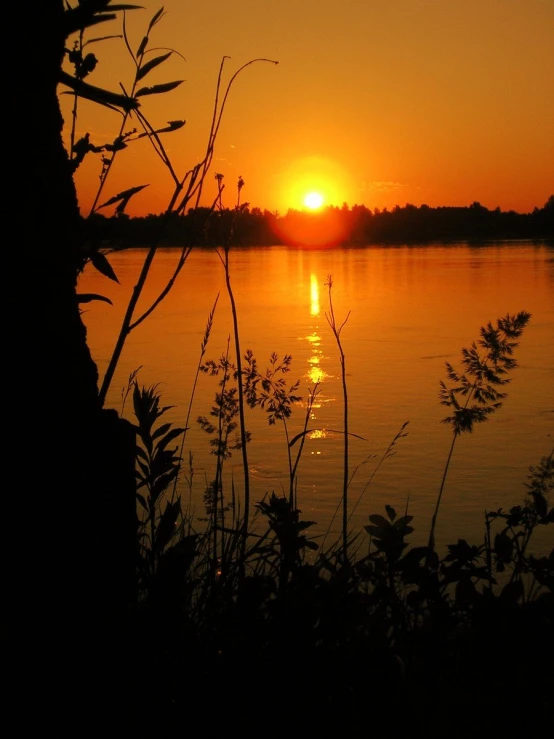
[82,199,554,249]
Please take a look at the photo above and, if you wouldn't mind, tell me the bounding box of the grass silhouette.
[121,306,552,738]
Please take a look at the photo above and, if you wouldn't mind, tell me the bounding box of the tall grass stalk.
[428,310,531,552]
[325,275,351,558]
[214,176,252,554]
[288,383,321,507]
[212,337,233,579]
[320,422,409,553]
[171,295,220,508]
[348,421,410,522]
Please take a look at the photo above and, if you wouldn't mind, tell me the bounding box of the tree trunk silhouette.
[9,3,136,729]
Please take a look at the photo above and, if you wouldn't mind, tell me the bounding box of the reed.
[429,310,532,552]
[325,275,351,559]
[213,175,253,551]
[172,294,219,513]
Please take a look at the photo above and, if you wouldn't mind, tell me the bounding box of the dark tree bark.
[9,3,137,729]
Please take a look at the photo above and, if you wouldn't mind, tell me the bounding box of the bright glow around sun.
[279,156,351,211]
[304,191,324,210]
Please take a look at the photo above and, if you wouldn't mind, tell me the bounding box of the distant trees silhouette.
[85,197,554,248]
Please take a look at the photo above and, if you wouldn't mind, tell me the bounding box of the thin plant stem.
[428,431,458,552]
[210,337,233,581]
[348,421,410,522]
[320,422,408,553]
[212,176,252,559]
[98,207,177,405]
[289,383,321,505]
[428,378,481,553]
[429,311,531,553]
[325,275,351,559]
[222,248,250,547]
[171,295,220,505]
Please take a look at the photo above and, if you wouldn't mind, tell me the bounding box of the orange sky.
[61,0,554,218]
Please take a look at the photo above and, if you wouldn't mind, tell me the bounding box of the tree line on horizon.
[85,195,554,248]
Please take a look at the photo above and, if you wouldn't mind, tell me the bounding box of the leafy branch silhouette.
[428,311,532,551]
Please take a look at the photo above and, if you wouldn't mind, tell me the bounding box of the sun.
[277,155,352,212]
[303,191,324,210]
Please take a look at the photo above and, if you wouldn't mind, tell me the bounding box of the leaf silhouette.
[59,71,139,112]
[90,251,119,283]
[77,293,113,305]
[99,185,149,209]
[134,120,186,139]
[137,52,173,81]
[136,80,184,97]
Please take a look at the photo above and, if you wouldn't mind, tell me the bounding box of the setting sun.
[304,192,324,210]
[278,156,351,213]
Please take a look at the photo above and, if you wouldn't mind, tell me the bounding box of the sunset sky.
[61,0,554,218]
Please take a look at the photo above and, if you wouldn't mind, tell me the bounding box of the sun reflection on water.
[310,273,320,316]
[309,428,327,440]
[306,333,326,384]
[307,364,324,384]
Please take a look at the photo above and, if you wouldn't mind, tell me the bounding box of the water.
[80,241,554,555]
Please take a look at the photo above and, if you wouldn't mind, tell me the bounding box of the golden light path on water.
[307,274,326,389]
[310,273,320,316]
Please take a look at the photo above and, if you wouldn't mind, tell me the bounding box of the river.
[79,241,554,556]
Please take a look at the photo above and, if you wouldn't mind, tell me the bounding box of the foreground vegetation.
[118,314,553,738]
[126,445,554,737]
[16,4,550,737]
